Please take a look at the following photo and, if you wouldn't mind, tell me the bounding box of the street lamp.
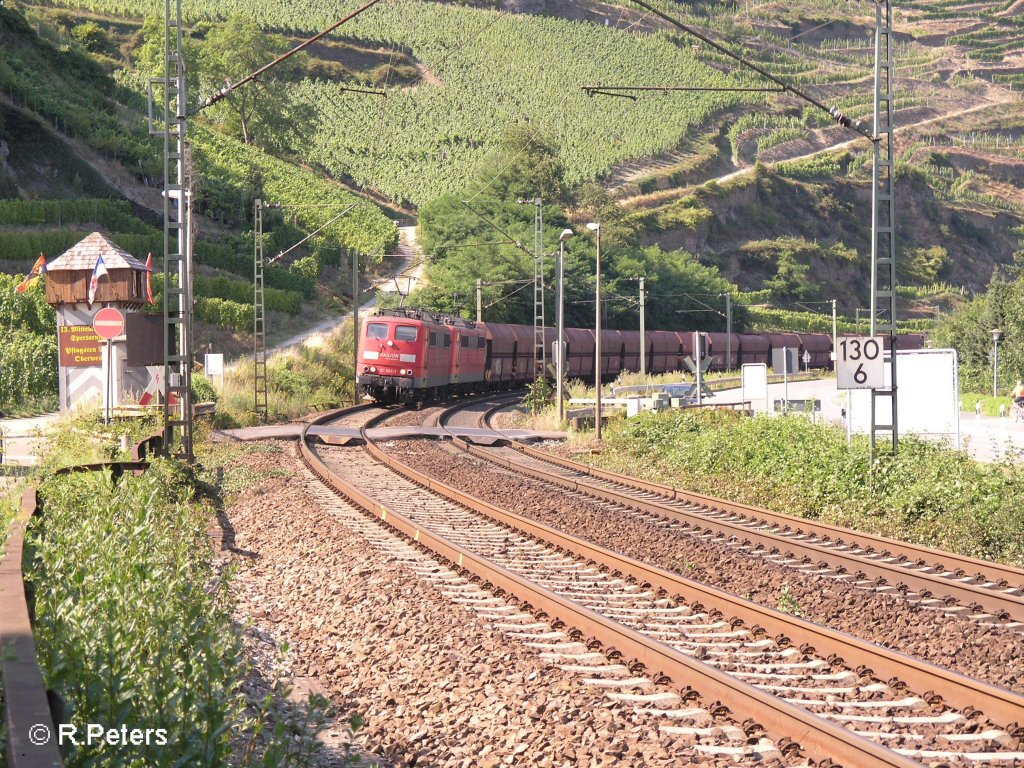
[586,222,602,441]
[556,228,573,422]
[992,328,1004,398]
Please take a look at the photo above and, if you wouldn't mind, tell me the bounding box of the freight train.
[356,308,924,404]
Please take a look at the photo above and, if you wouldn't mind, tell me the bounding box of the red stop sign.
[93,307,125,340]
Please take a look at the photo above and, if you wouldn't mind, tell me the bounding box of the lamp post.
[556,228,573,422]
[586,222,602,440]
[992,328,1003,398]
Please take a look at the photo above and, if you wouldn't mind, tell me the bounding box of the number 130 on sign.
[836,337,884,389]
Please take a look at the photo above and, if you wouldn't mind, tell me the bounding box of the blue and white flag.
[88,255,108,306]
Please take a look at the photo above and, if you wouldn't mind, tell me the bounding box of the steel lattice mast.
[531,197,546,381]
[148,0,194,461]
[870,0,898,456]
[253,200,269,424]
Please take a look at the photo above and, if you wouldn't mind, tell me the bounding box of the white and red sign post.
[93,308,125,424]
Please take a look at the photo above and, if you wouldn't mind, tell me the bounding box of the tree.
[71,22,109,53]
[198,17,308,149]
[469,124,569,204]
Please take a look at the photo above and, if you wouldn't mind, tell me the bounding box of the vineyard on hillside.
[27,0,1014,206]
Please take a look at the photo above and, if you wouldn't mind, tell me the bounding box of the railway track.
[298,402,1024,767]
[440,396,1024,629]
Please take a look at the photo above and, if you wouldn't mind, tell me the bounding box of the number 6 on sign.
[836,336,885,389]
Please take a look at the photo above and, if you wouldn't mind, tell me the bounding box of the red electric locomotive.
[357,308,926,403]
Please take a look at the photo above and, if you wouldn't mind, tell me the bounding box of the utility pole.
[724,292,732,371]
[587,222,602,440]
[149,0,193,461]
[476,278,482,322]
[352,249,359,405]
[253,200,269,424]
[831,299,838,366]
[694,331,704,407]
[557,229,573,422]
[639,277,646,376]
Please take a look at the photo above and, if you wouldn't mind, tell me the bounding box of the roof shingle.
[47,232,149,272]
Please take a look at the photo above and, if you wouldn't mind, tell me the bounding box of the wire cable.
[195,0,386,114]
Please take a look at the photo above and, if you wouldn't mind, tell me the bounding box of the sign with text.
[58,325,102,367]
[836,336,884,389]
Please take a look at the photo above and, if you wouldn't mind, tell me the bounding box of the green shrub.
[192,371,219,403]
[31,467,241,766]
[70,21,109,52]
[596,410,1024,565]
[195,297,253,331]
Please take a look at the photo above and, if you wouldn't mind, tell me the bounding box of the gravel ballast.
[223,443,782,767]
[381,438,1024,695]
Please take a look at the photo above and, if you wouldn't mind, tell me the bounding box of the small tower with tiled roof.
[45,231,150,308]
[47,232,162,414]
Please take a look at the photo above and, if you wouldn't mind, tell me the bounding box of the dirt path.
[619,88,1020,208]
[259,224,424,358]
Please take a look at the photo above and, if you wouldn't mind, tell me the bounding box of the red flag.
[145,253,155,304]
[15,254,46,293]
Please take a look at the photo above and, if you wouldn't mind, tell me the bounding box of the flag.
[145,253,155,304]
[15,255,46,293]
[88,254,108,306]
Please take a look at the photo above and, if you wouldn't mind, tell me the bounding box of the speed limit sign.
[836,336,884,389]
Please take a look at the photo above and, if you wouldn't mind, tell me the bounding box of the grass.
[960,391,1019,419]
[215,324,358,428]
[571,408,1024,566]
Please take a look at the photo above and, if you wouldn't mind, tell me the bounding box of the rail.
[450,398,1024,620]
[508,440,1024,602]
[0,433,162,768]
[301,402,1014,768]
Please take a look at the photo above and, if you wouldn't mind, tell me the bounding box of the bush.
[72,21,110,52]
[192,371,219,403]
[31,467,241,766]
[195,297,253,331]
[0,276,58,411]
[597,410,1024,565]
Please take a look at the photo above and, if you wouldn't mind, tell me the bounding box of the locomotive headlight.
[369,366,377,373]
[400,368,408,376]
[362,366,369,372]
[387,340,395,347]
